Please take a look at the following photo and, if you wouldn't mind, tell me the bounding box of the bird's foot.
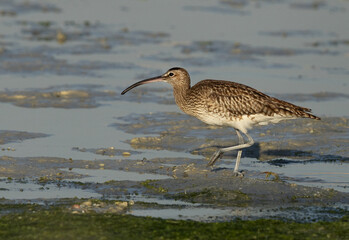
[233,170,244,177]
[207,151,224,167]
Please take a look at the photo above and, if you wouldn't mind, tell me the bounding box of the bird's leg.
[207,131,254,172]
[207,149,224,166]
[233,130,244,176]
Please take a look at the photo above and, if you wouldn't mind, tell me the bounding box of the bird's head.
[121,67,190,95]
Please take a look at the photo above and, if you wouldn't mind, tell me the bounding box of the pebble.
[122,152,131,157]
[115,201,128,208]
[56,30,66,43]
[72,204,80,209]
[70,200,131,214]
[81,201,92,207]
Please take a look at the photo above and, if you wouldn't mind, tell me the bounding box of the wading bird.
[121,67,320,176]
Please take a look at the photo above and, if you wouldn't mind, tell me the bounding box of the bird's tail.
[301,111,321,120]
[270,97,321,120]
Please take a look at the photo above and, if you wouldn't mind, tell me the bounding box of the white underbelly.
[196,113,295,133]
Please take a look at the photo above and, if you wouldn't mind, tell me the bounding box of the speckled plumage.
[175,78,319,133]
[121,67,320,175]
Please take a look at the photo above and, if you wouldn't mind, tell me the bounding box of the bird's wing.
[200,80,312,118]
[207,92,269,116]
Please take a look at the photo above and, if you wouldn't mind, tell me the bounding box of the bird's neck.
[173,84,191,114]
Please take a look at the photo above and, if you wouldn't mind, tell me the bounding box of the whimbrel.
[121,67,320,176]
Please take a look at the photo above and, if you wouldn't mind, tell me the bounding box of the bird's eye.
[168,72,174,77]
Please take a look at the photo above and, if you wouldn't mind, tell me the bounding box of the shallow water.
[0,0,349,221]
[219,157,349,192]
[0,178,101,200]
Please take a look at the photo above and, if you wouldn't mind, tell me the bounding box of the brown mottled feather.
[185,80,320,120]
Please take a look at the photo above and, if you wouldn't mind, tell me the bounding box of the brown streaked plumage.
[121,67,320,176]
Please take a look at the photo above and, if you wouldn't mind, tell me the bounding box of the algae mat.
[0,204,348,240]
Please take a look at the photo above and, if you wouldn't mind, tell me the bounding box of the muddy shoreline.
[0,0,348,227]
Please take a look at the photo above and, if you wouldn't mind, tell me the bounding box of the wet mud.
[20,22,169,54]
[0,85,115,108]
[0,0,60,15]
[0,155,348,221]
[0,0,348,225]
[72,146,141,157]
[0,130,48,145]
[1,10,168,76]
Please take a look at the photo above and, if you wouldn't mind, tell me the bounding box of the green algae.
[0,205,348,240]
[141,179,168,193]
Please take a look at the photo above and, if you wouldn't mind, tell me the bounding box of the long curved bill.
[121,75,165,95]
